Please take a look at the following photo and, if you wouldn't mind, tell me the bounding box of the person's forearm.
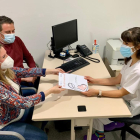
[21,78,26,81]
[45,69,54,75]
[44,89,52,97]
[12,67,46,78]
[101,90,124,98]
[94,77,119,86]
[2,90,44,109]
[94,89,124,98]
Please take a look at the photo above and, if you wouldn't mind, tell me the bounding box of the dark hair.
[0,16,14,32]
[121,27,140,64]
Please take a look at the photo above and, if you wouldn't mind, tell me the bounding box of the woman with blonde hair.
[0,43,65,140]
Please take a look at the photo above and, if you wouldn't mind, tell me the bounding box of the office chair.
[22,60,39,94]
[23,60,40,91]
[23,61,48,129]
[0,131,25,140]
[106,114,140,140]
[23,60,39,68]
[0,87,36,140]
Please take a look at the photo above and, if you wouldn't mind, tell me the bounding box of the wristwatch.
[97,90,102,97]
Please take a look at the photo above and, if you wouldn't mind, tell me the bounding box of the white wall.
[0,0,140,67]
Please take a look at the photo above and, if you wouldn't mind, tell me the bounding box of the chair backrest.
[0,131,25,140]
[23,60,39,68]
[109,114,140,125]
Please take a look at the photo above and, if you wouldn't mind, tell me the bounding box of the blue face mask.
[120,44,136,58]
[0,33,15,44]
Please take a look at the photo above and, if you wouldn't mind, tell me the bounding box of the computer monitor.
[51,19,78,58]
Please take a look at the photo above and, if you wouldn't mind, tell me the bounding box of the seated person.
[0,43,65,140]
[81,27,140,140]
[0,16,39,92]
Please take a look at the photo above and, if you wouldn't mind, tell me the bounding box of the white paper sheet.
[59,73,88,92]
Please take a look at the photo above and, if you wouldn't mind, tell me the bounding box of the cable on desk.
[47,40,54,58]
[47,40,51,50]
[68,45,76,51]
[81,56,100,63]
[75,51,100,63]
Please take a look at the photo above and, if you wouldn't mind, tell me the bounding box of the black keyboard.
[56,57,90,73]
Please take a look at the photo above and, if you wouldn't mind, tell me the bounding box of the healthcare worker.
[82,27,140,140]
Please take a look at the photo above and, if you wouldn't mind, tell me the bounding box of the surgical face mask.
[120,44,136,58]
[0,32,15,44]
[0,56,14,69]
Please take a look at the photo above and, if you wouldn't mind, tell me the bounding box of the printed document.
[59,73,88,92]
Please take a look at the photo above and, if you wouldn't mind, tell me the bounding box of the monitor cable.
[68,45,76,51]
[47,40,54,58]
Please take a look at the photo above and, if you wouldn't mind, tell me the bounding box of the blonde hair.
[0,43,15,85]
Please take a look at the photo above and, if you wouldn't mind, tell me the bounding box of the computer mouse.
[72,54,79,58]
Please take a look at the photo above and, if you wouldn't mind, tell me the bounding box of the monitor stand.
[54,53,71,60]
[51,46,71,60]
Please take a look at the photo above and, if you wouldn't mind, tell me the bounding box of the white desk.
[32,51,131,140]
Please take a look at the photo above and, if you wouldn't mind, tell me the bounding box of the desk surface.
[32,51,131,121]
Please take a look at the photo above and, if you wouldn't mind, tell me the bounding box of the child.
[82,27,140,140]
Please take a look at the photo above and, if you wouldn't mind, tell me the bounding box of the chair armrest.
[0,131,25,140]
[35,63,39,68]
[109,115,140,125]
[21,87,37,92]
[23,60,39,68]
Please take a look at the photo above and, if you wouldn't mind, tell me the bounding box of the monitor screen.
[52,19,78,51]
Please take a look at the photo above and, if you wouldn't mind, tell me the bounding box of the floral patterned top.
[0,67,46,127]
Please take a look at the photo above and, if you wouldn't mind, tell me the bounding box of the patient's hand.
[49,85,65,94]
[21,77,36,83]
[46,68,65,75]
[44,85,65,97]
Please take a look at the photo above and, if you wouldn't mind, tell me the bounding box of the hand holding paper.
[59,73,88,92]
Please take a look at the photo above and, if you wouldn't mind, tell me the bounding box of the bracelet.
[97,90,102,97]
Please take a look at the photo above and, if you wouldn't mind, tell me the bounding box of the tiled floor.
[43,121,140,140]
